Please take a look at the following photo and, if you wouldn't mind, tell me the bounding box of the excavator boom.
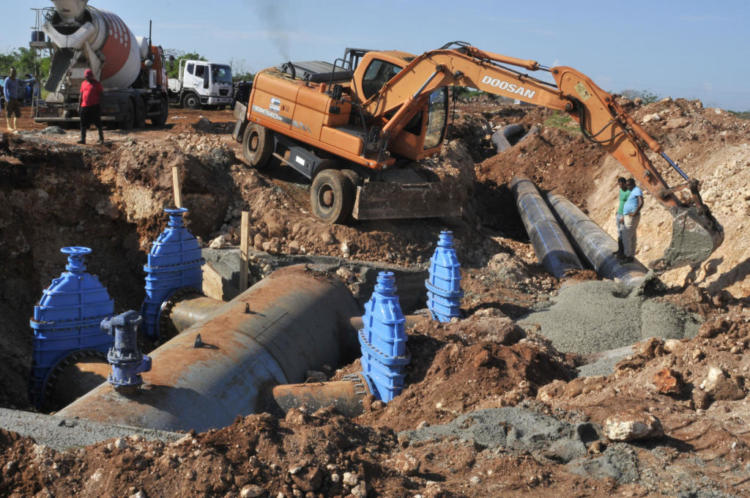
[362,43,722,270]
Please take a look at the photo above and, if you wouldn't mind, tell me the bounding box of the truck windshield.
[211,65,232,84]
[424,89,448,149]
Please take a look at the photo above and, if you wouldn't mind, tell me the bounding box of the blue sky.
[3,0,749,110]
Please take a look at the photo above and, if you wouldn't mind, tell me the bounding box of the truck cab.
[168,60,234,109]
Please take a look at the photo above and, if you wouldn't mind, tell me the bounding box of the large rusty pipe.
[510,177,583,278]
[546,193,647,287]
[167,294,224,333]
[272,375,370,418]
[57,266,361,432]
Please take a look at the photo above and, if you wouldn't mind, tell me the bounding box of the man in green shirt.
[615,177,630,258]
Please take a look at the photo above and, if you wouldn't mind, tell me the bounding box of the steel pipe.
[271,375,370,418]
[546,193,647,287]
[167,294,224,333]
[510,177,583,278]
[58,265,361,432]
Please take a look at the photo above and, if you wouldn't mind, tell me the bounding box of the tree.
[164,51,207,79]
[228,58,253,82]
[0,47,50,79]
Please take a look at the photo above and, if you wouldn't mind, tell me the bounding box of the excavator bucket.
[352,180,463,220]
[652,206,724,270]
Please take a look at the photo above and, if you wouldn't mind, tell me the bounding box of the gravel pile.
[520,280,701,354]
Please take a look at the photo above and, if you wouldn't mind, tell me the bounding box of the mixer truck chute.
[31,1,168,128]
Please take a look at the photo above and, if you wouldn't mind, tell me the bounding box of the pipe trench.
[510,176,583,278]
[57,265,361,432]
[545,193,648,287]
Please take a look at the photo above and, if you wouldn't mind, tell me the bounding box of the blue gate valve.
[358,271,410,402]
[426,230,463,322]
[102,311,152,389]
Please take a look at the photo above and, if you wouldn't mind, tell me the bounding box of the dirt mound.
[536,306,750,495]
[355,313,577,432]
[0,408,400,497]
[477,125,606,210]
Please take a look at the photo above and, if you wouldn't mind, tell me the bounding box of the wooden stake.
[240,211,249,290]
[172,166,182,208]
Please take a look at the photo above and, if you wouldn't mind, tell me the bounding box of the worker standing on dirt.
[4,68,21,132]
[78,69,104,145]
[615,177,630,259]
[621,178,644,263]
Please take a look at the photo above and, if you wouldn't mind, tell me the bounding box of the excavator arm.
[363,42,723,270]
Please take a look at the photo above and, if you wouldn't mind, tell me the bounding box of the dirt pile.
[537,306,750,495]
[353,312,577,432]
[520,279,702,355]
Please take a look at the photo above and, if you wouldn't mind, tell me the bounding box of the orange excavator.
[232,41,723,270]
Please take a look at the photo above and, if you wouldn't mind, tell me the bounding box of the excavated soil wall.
[0,134,236,408]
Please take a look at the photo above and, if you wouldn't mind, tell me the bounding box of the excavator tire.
[310,168,354,224]
[341,168,361,189]
[242,123,273,169]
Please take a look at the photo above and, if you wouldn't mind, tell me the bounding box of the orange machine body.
[246,49,447,170]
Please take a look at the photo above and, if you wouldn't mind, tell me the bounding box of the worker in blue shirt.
[614,176,630,259]
[4,68,21,132]
[621,178,643,263]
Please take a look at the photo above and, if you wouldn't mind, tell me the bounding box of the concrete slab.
[0,408,182,451]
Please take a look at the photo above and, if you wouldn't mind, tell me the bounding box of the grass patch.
[544,111,581,134]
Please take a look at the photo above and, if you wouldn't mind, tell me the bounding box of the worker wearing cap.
[4,68,22,132]
[621,178,644,263]
[78,68,104,144]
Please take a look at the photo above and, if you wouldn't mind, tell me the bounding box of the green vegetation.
[165,51,206,79]
[621,89,659,104]
[0,47,50,79]
[544,111,581,134]
[729,110,750,120]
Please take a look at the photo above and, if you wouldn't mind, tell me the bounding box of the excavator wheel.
[310,168,354,225]
[242,123,273,169]
[341,168,361,189]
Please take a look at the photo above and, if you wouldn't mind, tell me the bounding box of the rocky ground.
[0,97,748,496]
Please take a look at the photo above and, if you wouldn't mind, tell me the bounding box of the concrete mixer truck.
[31,0,168,128]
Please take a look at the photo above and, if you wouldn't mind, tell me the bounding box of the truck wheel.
[183,93,200,109]
[120,100,135,130]
[242,124,273,169]
[151,97,168,126]
[134,100,146,129]
[310,169,354,225]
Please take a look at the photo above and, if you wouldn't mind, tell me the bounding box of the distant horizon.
[2,0,748,111]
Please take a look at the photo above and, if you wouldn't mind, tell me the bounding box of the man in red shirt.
[78,69,104,144]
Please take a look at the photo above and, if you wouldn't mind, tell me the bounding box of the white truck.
[168,60,233,109]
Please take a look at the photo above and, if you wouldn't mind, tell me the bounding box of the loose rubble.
[0,97,748,496]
